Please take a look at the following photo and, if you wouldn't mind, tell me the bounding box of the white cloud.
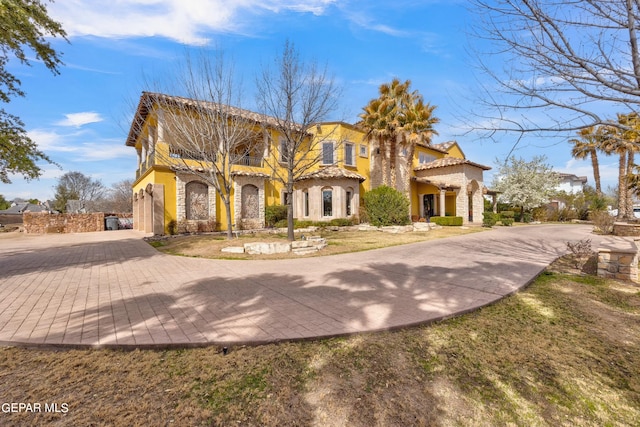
[56,112,104,128]
[48,0,337,45]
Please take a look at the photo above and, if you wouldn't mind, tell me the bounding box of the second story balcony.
[232,155,263,167]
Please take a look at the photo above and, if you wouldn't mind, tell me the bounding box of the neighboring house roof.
[125,92,303,148]
[556,172,588,184]
[0,203,48,214]
[414,157,491,171]
[298,166,366,182]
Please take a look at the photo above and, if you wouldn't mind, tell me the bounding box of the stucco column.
[439,189,446,217]
[153,184,165,235]
[133,193,139,231]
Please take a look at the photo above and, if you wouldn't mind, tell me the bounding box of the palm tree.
[398,97,439,195]
[359,96,394,186]
[359,79,439,190]
[617,113,640,219]
[601,121,635,221]
[569,126,603,195]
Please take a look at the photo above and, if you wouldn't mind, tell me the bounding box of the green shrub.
[430,216,463,226]
[329,218,354,227]
[362,186,410,226]
[500,210,515,219]
[483,212,498,227]
[274,219,288,228]
[167,219,177,235]
[265,205,288,227]
[501,218,514,226]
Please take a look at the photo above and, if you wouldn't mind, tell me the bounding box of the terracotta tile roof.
[125,92,303,147]
[414,157,491,171]
[298,166,366,182]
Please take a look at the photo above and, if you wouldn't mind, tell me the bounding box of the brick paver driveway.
[0,224,601,348]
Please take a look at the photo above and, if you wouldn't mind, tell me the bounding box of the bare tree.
[469,1,640,138]
[256,40,340,241]
[52,171,106,212]
[143,51,263,239]
[106,178,134,213]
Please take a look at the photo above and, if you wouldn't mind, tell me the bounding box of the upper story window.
[344,142,355,166]
[322,141,334,165]
[359,144,368,158]
[279,138,289,163]
[418,152,436,164]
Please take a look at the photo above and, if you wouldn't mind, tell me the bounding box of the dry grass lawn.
[150,227,485,260]
[0,255,639,426]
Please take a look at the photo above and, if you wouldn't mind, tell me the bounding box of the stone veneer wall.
[233,176,265,230]
[175,172,217,222]
[597,239,639,283]
[24,212,106,234]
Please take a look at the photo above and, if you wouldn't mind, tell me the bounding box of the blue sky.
[0,0,618,201]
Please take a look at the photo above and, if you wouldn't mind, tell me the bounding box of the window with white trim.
[322,142,334,165]
[344,142,355,166]
[359,144,368,158]
[419,152,436,164]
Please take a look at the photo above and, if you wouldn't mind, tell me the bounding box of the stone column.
[439,189,446,217]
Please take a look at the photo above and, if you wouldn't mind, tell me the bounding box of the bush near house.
[430,216,463,226]
[483,212,498,227]
[362,186,411,227]
[265,205,288,227]
[500,210,515,226]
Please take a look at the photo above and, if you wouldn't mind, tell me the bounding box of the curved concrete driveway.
[0,224,601,348]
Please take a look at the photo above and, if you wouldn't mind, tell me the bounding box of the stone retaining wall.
[23,212,133,234]
[597,238,639,283]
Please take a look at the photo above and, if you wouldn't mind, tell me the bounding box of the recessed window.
[359,144,368,158]
[322,142,334,165]
[304,190,309,217]
[322,189,333,216]
[346,190,352,216]
[344,142,355,166]
[280,138,289,163]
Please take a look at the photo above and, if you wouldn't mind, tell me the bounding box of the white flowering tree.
[492,156,559,221]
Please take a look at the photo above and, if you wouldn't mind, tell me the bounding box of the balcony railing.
[233,156,263,167]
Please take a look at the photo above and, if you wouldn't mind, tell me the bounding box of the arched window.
[241,184,259,218]
[303,190,310,217]
[185,181,208,220]
[345,187,354,216]
[322,188,333,217]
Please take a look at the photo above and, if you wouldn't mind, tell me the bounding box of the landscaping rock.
[221,246,245,254]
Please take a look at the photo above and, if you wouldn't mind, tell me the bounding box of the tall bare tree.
[143,51,263,239]
[470,1,640,135]
[256,40,340,241]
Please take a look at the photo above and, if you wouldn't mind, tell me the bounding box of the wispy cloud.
[48,0,337,45]
[56,112,104,128]
[28,129,130,162]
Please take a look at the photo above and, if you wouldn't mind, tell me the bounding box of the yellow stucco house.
[126,92,490,234]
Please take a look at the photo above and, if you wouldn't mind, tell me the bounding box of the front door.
[423,194,435,218]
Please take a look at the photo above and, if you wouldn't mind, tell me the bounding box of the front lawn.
[150,227,485,260]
